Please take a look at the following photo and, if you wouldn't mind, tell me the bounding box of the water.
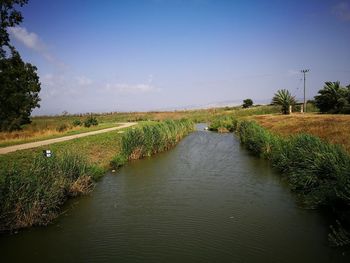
[1,124,349,262]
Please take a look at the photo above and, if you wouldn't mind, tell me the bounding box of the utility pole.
[301,69,309,113]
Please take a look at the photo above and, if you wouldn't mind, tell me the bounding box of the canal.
[1,124,348,262]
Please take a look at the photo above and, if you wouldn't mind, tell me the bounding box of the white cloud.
[332,2,350,21]
[105,83,159,94]
[8,27,45,51]
[8,26,66,68]
[76,76,93,86]
[104,74,160,94]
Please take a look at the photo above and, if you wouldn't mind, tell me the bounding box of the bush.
[72,119,82,126]
[84,116,98,127]
[242,99,253,108]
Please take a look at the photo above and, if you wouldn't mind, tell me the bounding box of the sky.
[8,0,350,115]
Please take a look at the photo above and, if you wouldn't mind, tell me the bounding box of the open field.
[250,114,350,153]
[0,126,127,170]
[0,105,280,148]
[0,122,118,148]
[0,123,136,155]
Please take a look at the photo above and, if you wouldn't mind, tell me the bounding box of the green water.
[1,124,349,262]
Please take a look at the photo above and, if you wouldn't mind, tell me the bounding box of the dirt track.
[0,122,137,155]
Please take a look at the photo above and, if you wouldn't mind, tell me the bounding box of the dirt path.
[0,122,137,155]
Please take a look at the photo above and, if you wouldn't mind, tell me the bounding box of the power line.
[301,69,309,113]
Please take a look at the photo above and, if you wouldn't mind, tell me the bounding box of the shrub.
[72,119,82,126]
[242,99,253,108]
[84,116,98,127]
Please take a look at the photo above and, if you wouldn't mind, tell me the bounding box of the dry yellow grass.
[0,122,117,147]
[250,113,350,153]
[0,126,78,142]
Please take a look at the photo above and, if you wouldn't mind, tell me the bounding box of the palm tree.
[272,89,296,114]
[314,81,348,113]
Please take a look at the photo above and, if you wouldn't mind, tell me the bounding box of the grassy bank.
[0,153,104,232]
[111,119,194,168]
[208,105,280,132]
[0,120,194,232]
[251,114,350,153]
[236,119,350,246]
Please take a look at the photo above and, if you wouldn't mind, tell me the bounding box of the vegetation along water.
[0,120,193,232]
[228,119,350,246]
[0,124,349,262]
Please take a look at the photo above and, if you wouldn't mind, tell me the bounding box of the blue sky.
[8,0,350,114]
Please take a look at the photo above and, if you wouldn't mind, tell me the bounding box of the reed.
[209,116,238,133]
[0,152,103,232]
[236,120,350,246]
[111,119,194,168]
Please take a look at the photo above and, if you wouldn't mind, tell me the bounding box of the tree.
[1,0,27,58]
[0,0,41,131]
[0,49,41,130]
[314,81,349,113]
[272,89,296,114]
[242,98,253,108]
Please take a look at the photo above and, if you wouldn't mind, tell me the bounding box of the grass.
[250,114,350,153]
[0,122,118,148]
[0,105,279,148]
[205,105,280,132]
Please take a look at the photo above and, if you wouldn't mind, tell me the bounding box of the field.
[0,105,279,148]
[250,114,350,153]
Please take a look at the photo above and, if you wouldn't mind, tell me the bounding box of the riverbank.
[3,125,348,262]
[250,114,350,153]
[0,120,194,232]
[225,118,350,246]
